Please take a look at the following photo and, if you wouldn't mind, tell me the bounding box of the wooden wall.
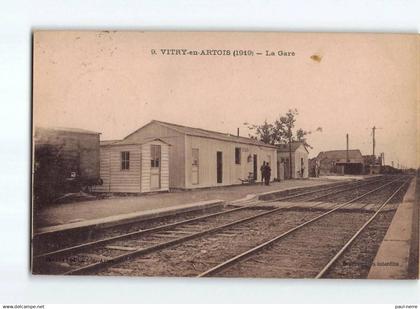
[95,141,169,193]
[277,145,309,179]
[293,145,309,178]
[185,135,277,188]
[96,145,142,193]
[123,122,185,188]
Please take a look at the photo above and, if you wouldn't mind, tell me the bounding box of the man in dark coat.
[260,161,266,184]
[264,163,271,185]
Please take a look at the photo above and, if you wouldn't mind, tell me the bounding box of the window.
[192,148,199,166]
[121,151,130,170]
[151,145,161,168]
[235,147,241,164]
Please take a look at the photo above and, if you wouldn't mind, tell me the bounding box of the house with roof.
[276,142,309,179]
[95,137,170,193]
[316,149,365,175]
[96,120,277,191]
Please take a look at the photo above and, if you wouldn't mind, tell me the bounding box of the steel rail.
[286,178,385,204]
[34,204,260,261]
[62,204,294,275]
[34,177,383,261]
[314,178,411,279]
[63,178,397,275]
[196,177,404,277]
[268,177,382,202]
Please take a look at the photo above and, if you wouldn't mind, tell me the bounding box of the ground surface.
[33,175,416,278]
[34,177,341,228]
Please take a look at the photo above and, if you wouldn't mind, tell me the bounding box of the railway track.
[33,177,381,256]
[33,178,374,255]
[32,176,406,276]
[198,176,411,278]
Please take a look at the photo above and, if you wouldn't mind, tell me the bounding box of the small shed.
[277,142,309,179]
[95,138,170,193]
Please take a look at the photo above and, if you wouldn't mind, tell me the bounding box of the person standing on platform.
[260,161,266,184]
[265,163,271,185]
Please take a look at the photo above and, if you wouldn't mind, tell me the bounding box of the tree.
[245,120,275,145]
[247,109,320,147]
[246,109,322,178]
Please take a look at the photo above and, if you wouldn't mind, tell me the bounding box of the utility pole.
[346,134,349,162]
[371,126,383,157]
[372,126,376,157]
[288,126,293,179]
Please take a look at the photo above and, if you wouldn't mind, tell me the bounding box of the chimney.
[237,128,240,137]
[346,134,349,162]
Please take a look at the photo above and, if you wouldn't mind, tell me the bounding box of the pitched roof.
[276,142,308,153]
[317,149,364,163]
[101,137,170,146]
[136,120,277,148]
[100,140,119,146]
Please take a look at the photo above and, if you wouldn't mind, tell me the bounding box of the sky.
[33,31,418,168]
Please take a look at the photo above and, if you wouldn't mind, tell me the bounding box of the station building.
[97,120,277,191]
[316,149,365,175]
[276,142,309,179]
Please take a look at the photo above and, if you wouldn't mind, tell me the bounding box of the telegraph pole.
[371,126,382,157]
[372,126,376,156]
[288,126,293,179]
[346,134,349,162]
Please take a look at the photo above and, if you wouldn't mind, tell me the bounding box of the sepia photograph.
[31,31,419,279]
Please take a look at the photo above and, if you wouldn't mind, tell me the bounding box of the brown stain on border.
[310,54,322,63]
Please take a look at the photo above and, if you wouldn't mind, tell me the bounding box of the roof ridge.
[152,120,266,143]
[323,149,362,152]
[153,120,243,137]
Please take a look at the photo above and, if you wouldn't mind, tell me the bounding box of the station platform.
[368,177,419,279]
[33,178,346,234]
[34,199,224,237]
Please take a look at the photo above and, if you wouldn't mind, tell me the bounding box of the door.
[216,151,223,183]
[150,145,161,189]
[192,148,199,185]
[284,158,290,179]
[253,154,257,180]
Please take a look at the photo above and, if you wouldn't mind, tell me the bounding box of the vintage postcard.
[32,31,419,279]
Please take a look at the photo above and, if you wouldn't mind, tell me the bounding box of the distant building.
[97,120,277,191]
[316,149,364,175]
[277,142,309,179]
[363,155,382,175]
[33,127,101,204]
